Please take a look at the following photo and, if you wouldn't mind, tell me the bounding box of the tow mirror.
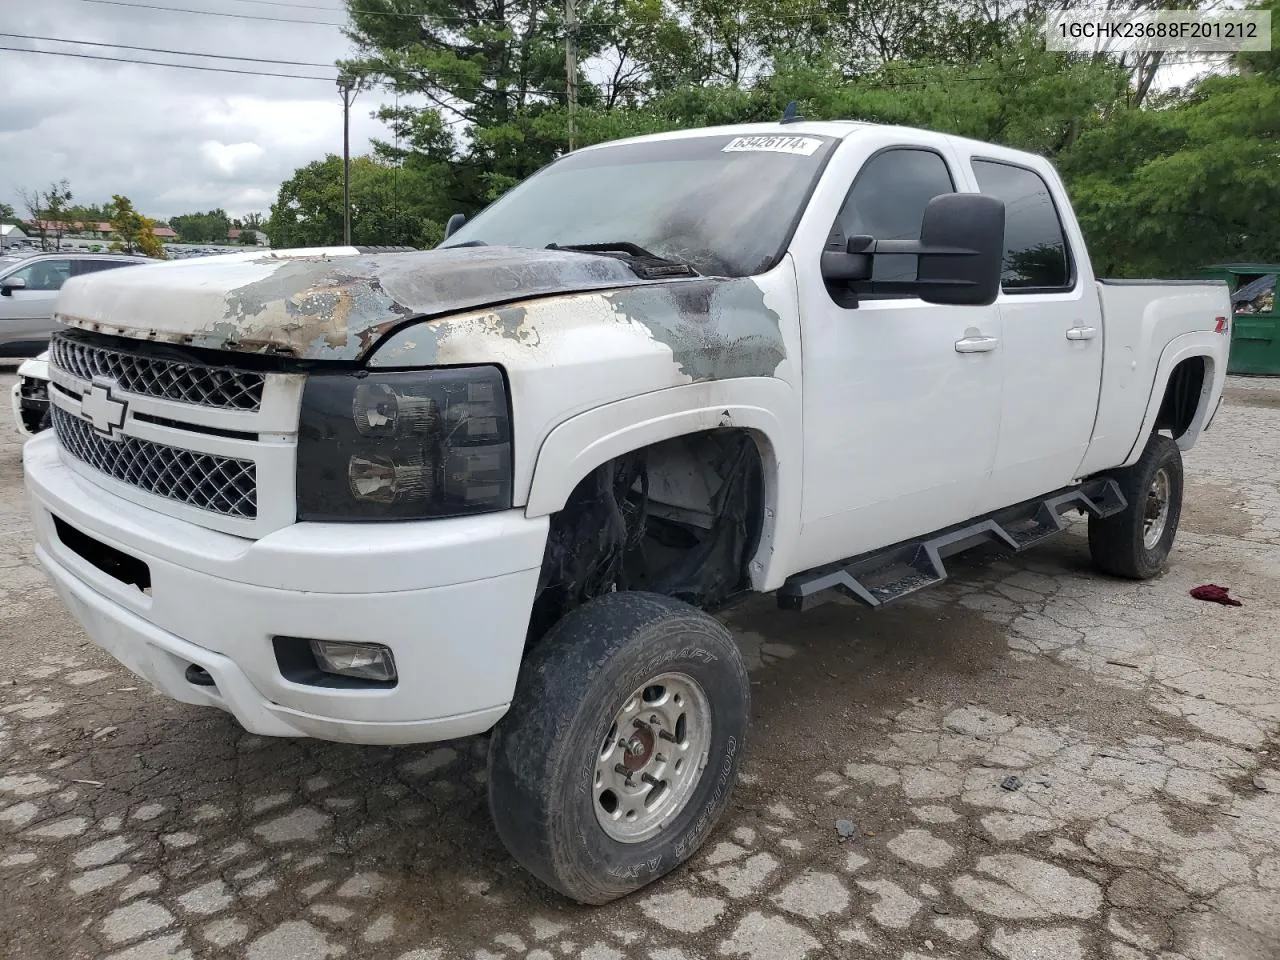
[913,193,1005,306]
[444,213,467,239]
[0,276,26,296]
[820,236,872,283]
[819,193,1006,306]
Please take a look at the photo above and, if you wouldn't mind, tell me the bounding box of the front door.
[0,258,71,352]
[792,139,1005,572]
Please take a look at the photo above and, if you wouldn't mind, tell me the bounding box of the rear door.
[964,156,1104,512]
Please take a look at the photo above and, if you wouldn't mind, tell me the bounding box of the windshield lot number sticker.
[722,135,823,156]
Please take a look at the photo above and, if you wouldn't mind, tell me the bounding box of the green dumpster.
[1200,263,1280,375]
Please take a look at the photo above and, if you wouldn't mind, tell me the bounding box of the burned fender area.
[372,275,787,381]
[602,279,787,382]
[529,430,764,642]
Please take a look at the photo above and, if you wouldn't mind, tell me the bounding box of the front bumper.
[24,433,548,744]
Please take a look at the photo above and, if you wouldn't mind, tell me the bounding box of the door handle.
[1066,325,1098,341]
[954,335,1000,353]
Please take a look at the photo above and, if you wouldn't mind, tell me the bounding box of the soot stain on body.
[605,279,786,382]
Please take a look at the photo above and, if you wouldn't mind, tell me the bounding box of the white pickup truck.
[23,121,1230,904]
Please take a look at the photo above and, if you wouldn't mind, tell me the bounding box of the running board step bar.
[777,479,1126,612]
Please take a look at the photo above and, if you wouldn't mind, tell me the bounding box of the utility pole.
[338,78,353,246]
[565,0,577,151]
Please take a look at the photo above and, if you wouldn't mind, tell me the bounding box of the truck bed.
[1080,278,1231,476]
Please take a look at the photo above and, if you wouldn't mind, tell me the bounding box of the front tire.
[487,591,749,904]
[1088,433,1183,579]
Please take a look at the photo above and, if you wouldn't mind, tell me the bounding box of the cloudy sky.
[1,0,384,221]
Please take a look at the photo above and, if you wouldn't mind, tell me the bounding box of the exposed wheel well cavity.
[1155,356,1206,439]
[528,428,765,643]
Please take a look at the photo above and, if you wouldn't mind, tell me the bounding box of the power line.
[56,0,1260,66]
[2,42,1221,95]
[0,32,335,67]
[69,0,345,27]
[223,0,344,9]
[58,0,993,29]
[0,44,337,80]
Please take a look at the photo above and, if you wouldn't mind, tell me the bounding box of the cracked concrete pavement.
[1,369,1278,960]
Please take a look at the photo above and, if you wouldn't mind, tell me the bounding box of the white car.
[11,350,50,436]
[23,120,1230,903]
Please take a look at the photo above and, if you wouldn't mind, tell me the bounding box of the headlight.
[296,366,513,520]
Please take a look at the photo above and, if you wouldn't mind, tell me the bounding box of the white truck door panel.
[965,156,1103,513]
[790,137,1004,573]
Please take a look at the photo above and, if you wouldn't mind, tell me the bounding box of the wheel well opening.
[1155,357,1206,439]
[528,429,765,644]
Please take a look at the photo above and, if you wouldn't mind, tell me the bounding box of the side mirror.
[820,236,872,283]
[0,276,26,296]
[820,193,1006,306]
[444,213,467,239]
[913,193,1005,306]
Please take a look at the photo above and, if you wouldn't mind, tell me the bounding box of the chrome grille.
[50,335,264,411]
[53,407,257,519]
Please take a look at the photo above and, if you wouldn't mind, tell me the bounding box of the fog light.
[308,640,397,682]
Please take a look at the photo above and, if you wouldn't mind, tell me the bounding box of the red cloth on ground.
[1190,584,1242,606]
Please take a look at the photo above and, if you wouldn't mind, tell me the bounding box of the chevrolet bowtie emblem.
[81,378,128,439]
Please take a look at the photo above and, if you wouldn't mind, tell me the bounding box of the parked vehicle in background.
[0,252,150,357]
[23,121,1231,904]
[1200,263,1280,375]
[11,351,51,436]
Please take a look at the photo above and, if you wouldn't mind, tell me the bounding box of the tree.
[267,154,448,249]
[1058,0,1280,275]
[169,209,232,243]
[342,0,608,207]
[64,202,114,226]
[232,212,267,244]
[18,180,74,251]
[108,195,167,259]
[0,201,16,223]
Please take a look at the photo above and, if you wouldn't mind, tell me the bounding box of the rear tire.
[1088,434,1183,579]
[487,591,749,904]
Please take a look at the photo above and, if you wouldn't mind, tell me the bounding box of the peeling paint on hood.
[52,245,661,361]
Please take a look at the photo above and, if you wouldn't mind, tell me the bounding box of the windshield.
[443,133,838,277]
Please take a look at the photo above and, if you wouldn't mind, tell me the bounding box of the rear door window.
[72,259,137,277]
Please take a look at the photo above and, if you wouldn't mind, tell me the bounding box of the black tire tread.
[488,591,748,904]
[1088,433,1183,579]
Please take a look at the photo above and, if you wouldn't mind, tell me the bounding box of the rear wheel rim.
[592,672,712,843]
[1143,467,1171,550]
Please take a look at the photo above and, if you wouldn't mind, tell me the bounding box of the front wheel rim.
[592,672,712,844]
[1143,467,1172,550]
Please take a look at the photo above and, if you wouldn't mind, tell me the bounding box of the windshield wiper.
[546,241,698,279]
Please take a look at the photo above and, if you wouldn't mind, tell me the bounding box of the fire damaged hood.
[52,245,667,361]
